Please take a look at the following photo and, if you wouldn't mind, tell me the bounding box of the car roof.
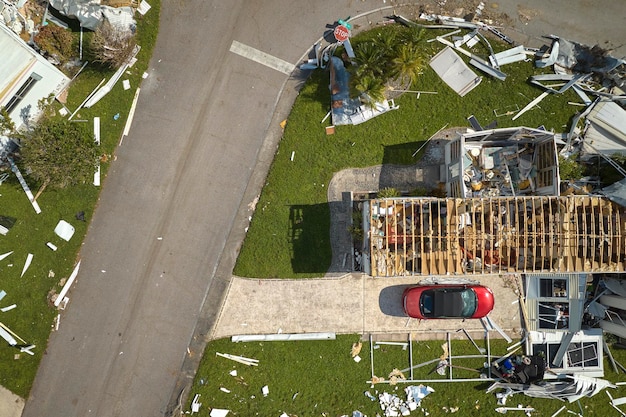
[431,290,464,317]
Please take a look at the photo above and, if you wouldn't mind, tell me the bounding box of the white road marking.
[229,40,295,75]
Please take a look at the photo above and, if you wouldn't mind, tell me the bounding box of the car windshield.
[421,288,477,318]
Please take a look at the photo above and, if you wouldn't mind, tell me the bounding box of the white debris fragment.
[262,385,269,397]
[229,370,237,377]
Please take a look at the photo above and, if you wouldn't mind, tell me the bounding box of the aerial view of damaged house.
[338,16,626,404]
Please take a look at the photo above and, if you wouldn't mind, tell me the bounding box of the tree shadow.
[289,203,332,274]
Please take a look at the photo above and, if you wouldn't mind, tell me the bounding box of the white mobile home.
[0,23,70,130]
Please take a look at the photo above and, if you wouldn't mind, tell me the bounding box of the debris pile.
[376,385,434,417]
[488,374,616,403]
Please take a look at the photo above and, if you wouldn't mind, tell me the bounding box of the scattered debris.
[429,46,482,97]
[54,220,75,241]
[495,406,535,414]
[189,393,201,414]
[215,352,259,366]
[85,45,141,108]
[378,385,434,417]
[488,374,615,403]
[54,260,81,308]
[8,157,41,214]
[606,391,626,416]
[20,253,33,278]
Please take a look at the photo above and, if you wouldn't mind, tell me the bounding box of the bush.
[377,187,401,198]
[558,154,585,180]
[34,25,74,63]
[90,21,137,69]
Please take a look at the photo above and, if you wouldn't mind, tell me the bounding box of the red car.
[403,284,494,319]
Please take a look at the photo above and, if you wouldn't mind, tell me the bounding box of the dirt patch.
[517,6,541,23]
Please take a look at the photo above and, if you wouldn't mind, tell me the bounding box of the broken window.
[538,302,569,330]
[539,277,568,298]
[567,342,599,367]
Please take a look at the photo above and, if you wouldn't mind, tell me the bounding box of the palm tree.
[391,43,426,86]
[352,41,383,78]
[373,30,399,75]
[398,27,426,46]
[353,74,386,106]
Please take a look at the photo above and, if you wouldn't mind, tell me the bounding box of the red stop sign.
[334,25,350,42]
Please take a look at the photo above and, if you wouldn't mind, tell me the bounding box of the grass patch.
[0,2,160,397]
[188,335,626,416]
[234,29,579,278]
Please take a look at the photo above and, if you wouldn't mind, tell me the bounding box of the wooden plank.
[573,198,583,271]
[420,201,428,275]
[590,197,598,270]
[596,198,605,268]
[446,199,455,273]
[437,200,445,274]
[581,197,590,271]
[606,199,613,269]
[410,200,416,274]
[427,200,435,274]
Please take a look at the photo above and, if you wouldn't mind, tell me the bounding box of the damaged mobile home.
[363,125,626,277]
[366,195,626,277]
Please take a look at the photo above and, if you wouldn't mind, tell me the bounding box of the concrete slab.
[0,386,23,417]
[213,273,522,341]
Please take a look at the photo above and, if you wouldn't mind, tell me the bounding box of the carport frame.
[367,332,502,384]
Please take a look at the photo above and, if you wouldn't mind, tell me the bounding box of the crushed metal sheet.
[429,47,482,97]
[488,374,615,403]
[581,100,626,157]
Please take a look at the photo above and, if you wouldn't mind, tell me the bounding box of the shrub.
[34,25,74,63]
[90,21,137,69]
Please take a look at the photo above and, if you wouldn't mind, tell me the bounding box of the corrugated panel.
[588,101,626,142]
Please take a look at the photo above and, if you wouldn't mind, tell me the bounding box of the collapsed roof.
[366,195,626,277]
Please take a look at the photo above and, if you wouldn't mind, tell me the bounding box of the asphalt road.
[20,1,626,416]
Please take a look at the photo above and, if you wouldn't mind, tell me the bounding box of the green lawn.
[187,335,626,416]
[234,26,580,278]
[0,2,160,397]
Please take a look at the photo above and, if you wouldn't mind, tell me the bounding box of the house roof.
[0,24,37,102]
[368,195,626,277]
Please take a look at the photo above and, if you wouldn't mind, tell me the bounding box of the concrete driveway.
[213,274,522,340]
[17,1,626,417]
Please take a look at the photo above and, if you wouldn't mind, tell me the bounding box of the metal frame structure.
[368,331,501,384]
[367,196,626,277]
